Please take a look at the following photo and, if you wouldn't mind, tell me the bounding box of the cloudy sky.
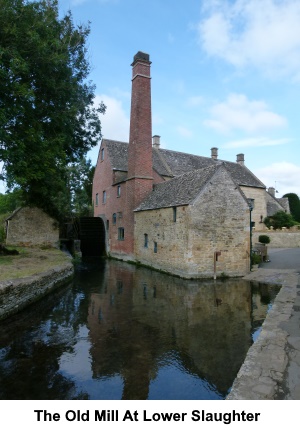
[2,0,300,198]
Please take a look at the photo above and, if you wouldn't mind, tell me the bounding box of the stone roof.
[103,139,266,189]
[277,197,290,213]
[104,139,128,171]
[135,165,222,211]
[266,191,290,216]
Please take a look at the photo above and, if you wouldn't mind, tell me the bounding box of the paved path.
[227,248,300,400]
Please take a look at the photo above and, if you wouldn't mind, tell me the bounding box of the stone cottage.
[92,51,289,278]
[5,206,59,247]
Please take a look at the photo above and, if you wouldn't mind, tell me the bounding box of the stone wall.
[134,167,251,278]
[6,207,59,247]
[240,186,267,232]
[0,262,74,321]
[253,229,300,248]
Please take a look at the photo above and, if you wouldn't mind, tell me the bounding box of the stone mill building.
[92,51,289,279]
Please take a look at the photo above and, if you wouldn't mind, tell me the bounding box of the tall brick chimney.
[125,52,154,257]
[128,51,153,180]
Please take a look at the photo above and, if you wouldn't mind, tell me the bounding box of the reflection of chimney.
[152,135,160,149]
[268,187,275,197]
[211,147,218,160]
[236,153,245,166]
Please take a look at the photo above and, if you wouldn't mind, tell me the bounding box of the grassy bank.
[0,246,72,282]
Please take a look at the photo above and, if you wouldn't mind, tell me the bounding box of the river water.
[0,258,279,400]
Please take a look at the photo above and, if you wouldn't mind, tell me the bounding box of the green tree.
[264,211,296,230]
[0,0,105,220]
[67,157,95,217]
[283,193,300,223]
[0,189,23,214]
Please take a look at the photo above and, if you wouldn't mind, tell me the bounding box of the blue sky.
[2,0,300,198]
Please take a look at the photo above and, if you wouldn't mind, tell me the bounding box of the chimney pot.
[211,147,218,160]
[152,135,160,149]
[268,187,275,197]
[236,153,245,166]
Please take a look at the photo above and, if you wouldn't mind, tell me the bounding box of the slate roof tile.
[104,138,266,189]
[135,165,220,211]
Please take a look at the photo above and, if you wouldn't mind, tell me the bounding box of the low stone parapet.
[253,231,300,248]
[0,262,74,321]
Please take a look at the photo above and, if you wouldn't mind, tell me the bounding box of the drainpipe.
[248,199,254,271]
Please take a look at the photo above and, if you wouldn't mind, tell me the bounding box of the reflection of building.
[87,260,255,399]
[93,52,289,279]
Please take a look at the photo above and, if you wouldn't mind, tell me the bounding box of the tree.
[264,211,296,230]
[0,189,23,214]
[0,0,105,220]
[67,157,95,217]
[283,193,300,223]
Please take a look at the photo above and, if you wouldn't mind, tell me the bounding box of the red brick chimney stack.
[128,51,153,179]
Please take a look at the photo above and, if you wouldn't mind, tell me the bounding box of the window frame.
[118,227,125,241]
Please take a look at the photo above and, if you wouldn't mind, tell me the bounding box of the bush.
[258,235,270,244]
[264,211,296,230]
[251,252,261,265]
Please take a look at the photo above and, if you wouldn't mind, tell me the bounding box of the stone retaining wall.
[253,230,300,248]
[0,262,74,321]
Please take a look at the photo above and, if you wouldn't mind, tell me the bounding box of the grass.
[0,246,72,282]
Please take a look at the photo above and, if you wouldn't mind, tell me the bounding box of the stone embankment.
[0,261,74,321]
[227,260,300,399]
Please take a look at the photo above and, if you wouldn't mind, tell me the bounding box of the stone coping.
[227,268,300,400]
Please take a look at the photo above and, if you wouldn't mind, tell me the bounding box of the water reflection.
[0,259,280,400]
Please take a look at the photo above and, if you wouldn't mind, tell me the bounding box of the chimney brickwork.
[128,51,153,180]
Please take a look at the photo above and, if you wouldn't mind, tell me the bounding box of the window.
[144,234,148,248]
[95,193,99,206]
[101,148,104,161]
[117,185,121,197]
[106,220,109,231]
[118,227,125,241]
[173,206,177,222]
[112,213,117,225]
[102,191,106,204]
[154,241,158,253]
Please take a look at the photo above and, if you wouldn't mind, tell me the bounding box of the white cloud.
[198,0,300,80]
[254,162,300,197]
[87,94,129,165]
[223,137,291,149]
[176,126,193,138]
[185,96,204,108]
[95,94,129,142]
[204,93,287,134]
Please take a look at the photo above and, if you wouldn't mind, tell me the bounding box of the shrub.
[258,235,270,244]
[251,252,261,265]
[264,211,296,230]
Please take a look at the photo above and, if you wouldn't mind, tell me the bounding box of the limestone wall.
[188,168,250,278]
[6,207,59,247]
[0,262,74,321]
[253,230,300,248]
[134,205,190,276]
[134,167,251,278]
[240,186,267,232]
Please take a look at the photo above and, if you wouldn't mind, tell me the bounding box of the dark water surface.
[0,259,280,400]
